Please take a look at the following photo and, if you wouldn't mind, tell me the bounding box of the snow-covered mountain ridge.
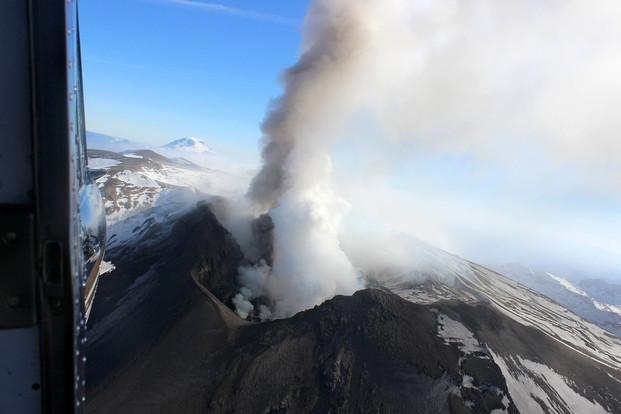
[496,264,621,338]
[87,148,248,224]
[358,239,621,412]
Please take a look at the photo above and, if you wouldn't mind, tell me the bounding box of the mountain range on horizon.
[87,131,213,154]
[496,264,621,337]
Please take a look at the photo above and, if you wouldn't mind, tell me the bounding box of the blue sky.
[80,0,310,163]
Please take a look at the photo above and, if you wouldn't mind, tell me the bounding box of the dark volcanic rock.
[206,289,466,414]
[86,202,244,393]
[191,205,244,305]
[438,302,621,413]
[250,213,274,265]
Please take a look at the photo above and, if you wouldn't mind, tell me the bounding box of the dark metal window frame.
[0,1,84,412]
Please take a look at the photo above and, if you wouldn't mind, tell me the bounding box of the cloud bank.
[165,0,297,26]
[236,0,621,317]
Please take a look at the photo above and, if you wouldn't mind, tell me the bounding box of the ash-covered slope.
[359,237,621,369]
[361,238,621,413]
[201,289,521,414]
[86,202,244,396]
[87,201,621,414]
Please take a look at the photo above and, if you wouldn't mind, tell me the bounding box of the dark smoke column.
[247,0,377,212]
[242,0,383,316]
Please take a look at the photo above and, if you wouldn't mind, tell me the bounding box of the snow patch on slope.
[106,187,202,250]
[594,301,621,317]
[546,272,589,297]
[115,170,160,188]
[98,260,115,276]
[489,350,609,414]
[89,158,121,169]
[436,312,481,354]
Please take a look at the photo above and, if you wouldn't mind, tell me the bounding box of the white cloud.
[233,0,621,318]
[164,0,297,26]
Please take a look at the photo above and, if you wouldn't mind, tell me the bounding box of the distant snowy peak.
[162,137,214,154]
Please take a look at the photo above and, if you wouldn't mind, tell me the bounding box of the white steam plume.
[362,0,621,177]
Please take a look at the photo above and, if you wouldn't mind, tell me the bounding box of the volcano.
[85,164,621,413]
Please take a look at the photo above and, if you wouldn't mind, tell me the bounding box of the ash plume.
[247,1,379,211]
[241,0,394,317]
